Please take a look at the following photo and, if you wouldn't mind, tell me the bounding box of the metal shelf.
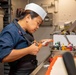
[0,0,11,75]
[0,0,11,27]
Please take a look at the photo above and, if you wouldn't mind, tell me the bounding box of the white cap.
[25,3,47,20]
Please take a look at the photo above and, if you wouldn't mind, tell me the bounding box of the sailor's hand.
[40,39,53,46]
[28,43,40,55]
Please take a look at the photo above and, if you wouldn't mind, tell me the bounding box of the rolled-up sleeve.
[0,31,14,62]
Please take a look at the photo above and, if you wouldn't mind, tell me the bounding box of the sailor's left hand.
[40,39,53,46]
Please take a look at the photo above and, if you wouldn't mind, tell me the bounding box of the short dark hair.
[16,8,39,20]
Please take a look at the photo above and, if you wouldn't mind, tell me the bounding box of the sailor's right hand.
[28,43,40,55]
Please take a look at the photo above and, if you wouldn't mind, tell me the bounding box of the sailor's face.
[26,15,42,33]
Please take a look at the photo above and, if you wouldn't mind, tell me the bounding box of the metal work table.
[30,54,51,75]
[30,50,76,75]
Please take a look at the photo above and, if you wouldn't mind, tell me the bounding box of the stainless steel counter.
[30,54,51,75]
[30,50,76,75]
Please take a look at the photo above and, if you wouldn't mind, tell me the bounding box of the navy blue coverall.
[0,19,37,75]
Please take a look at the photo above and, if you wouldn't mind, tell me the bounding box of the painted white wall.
[11,0,27,20]
[28,0,76,25]
[11,0,76,25]
[58,0,76,23]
